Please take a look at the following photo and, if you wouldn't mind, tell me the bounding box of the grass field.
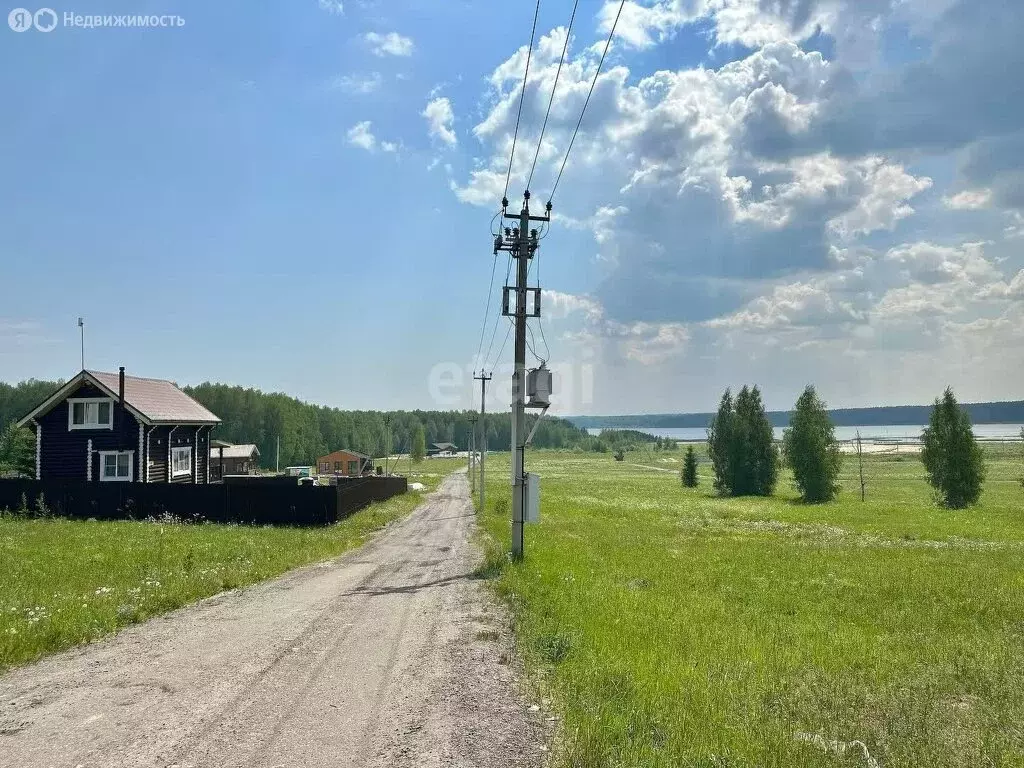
[477,445,1024,767]
[0,460,460,672]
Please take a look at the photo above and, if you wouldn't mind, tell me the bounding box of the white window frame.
[171,446,192,478]
[68,398,114,431]
[99,450,134,482]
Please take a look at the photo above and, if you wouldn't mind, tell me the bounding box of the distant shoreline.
[568,400,1024,430]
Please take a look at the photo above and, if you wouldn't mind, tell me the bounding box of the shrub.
[613,449,625,462]
[921,387,986,508]
[682,445,698,488]
[783,385,842,503]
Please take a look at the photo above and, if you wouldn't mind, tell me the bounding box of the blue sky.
[2,0,1022,415]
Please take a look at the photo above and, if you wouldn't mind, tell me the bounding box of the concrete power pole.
[474,372,492,512]
[468,414,477,495]
[495,191,549,560]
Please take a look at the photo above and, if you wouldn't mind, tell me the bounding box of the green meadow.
[478,446,1024,767]
[0,460,462,672]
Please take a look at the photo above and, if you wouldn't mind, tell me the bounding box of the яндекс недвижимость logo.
[8,8,184,31]
[8,7,56,31]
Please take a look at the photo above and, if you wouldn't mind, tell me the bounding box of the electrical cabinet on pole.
[494,191,550,560]
[473,372,492,512]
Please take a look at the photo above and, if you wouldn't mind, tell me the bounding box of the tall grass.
[478,448,1024,767]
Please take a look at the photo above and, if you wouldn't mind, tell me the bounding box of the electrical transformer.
[526,364,552,408]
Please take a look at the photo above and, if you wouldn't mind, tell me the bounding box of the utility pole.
[77,317,85,370]
[474,372,492,512]
[495,191,549,560]
[383,415,391,476]
[468,414,478,495]
[856,430,866,502]
[276,435,280,474]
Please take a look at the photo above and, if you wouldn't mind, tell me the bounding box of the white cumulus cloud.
[347,121,376,151]
[365,32,414,57]
[317,0,343,15]
[422,97,457,147]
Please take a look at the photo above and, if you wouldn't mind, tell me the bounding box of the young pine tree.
[708,389,734,494]
[411,423,427,464]
[783,385,842,503]
[921,388,986,508]
[682,445,698,488]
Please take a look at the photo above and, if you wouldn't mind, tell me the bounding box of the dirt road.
[0,473,545,768]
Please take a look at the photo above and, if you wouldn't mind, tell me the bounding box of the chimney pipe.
[119,367,125,407]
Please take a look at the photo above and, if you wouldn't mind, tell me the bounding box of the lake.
[587,424,1024,443]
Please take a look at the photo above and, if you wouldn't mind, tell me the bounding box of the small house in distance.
[18,368,221,483]
[316,449,371,477]
[428,442,458,457]
[209,442,260,481]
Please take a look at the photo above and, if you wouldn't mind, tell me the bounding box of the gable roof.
[209,443,260,460]
[18,370,221,427]
[317,448,371,461]
[431,442,457,450]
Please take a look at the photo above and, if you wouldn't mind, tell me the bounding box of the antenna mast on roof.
[77,317,85,370]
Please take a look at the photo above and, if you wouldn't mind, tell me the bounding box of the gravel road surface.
[0,472,546,768]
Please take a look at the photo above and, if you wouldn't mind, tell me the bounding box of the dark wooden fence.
[0,476,408,527]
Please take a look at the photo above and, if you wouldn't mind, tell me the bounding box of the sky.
[1,0,1021,416]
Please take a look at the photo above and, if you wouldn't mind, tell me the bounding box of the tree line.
[0,378,613,470]
[683,384,993,509]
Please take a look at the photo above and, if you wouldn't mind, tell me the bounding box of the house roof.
[317,448,370,461]
[431,442,457,450]
[209,443,260,460]
[18,370,221,427]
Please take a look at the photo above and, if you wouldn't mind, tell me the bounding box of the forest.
[0,378,656,469]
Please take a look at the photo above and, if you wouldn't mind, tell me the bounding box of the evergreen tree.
[708,389,734,494]
[411,423,426,464]
[921,388,986,508]
[737,386,778,496]
[0,422,35,477]
[732,387,755,494]
[751,387,779,495]
[682,445,698,488]
[709,385,778,496]
[783,385,842,503]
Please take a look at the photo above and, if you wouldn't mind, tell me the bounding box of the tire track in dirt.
[0,473,548,768]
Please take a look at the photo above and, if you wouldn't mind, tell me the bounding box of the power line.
[535,242,551,362]
[526,0,580,193]
[502,0,543,205]
[526,322,542,364]
[547,0,626,205]
[481,252,514,370]
[490,318,514,375]
[474,253,501,371]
